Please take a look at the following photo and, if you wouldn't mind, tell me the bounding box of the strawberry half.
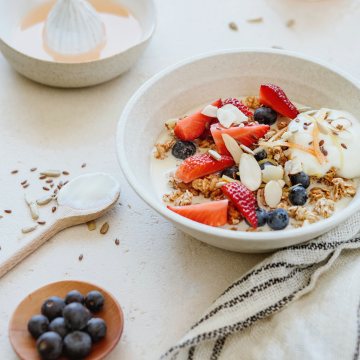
[221,182,258,228]
[175,153,234,183]
[210,123,270,155]
[174,99,222,141]
[259,84,299,119]
[167,200,229,227]
[222,98,253,118]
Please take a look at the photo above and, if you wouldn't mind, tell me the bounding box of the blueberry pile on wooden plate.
[27,290,107,359]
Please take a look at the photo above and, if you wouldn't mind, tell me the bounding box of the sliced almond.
[221,175,240,183]
[239,144,255,155]
[208,149,222,161]
[239,153,262,191]
[261,165,284,183]
[222,134,243,164]
[284,159,303,175]
[217,107,237,128]
[264,181,282,208]
[277,179,286,188]
[201,104,218,117]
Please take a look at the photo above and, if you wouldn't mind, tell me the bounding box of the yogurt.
[57,173,120,210]
[287,109,360,178]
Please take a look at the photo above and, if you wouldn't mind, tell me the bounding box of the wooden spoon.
[0,173,120,278]
[9,280,124,360]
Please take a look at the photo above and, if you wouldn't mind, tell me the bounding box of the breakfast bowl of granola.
[117,49,360,252]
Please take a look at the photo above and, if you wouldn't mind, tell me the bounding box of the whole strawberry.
[222,98,253,118]
[221,182,258,228]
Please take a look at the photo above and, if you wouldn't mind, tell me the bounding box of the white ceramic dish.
[117,49,360,253]
[0,0,156,88]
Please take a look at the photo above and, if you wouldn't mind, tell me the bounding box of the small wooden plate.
[9,280,124,360]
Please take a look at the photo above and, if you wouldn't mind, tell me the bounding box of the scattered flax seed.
[43,187,50,191]
[81,163,87,168]
[21,180,28,186]
[320,147,328,156]
[50,184,54,188]
[62,171,70,176]
[52,206,57,213]
[115,239,120,246]
[23,184,30,189]
[30,167,37,172]
[11,170,19,174]
[228,22,238,31]
[100,222,109,235]
[4,210,12,214]
[247,17,263,23]
[39,175,47,180]
[319,140,325,146]
[22,225,37,234]
[63,181,69,186]
[78,254,84,261]
[46,179,53,184]
[40,170,61,177]
[286,19,295,28]
[37,221,46,225]
[87,220,96,231]
[341,143,348,149]
[53,189,58,195]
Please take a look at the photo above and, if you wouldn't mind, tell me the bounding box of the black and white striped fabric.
[162,212,360,360]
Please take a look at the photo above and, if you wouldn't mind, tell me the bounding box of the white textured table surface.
[1,0,360,359]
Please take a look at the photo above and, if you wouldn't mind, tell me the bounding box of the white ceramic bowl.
[117,49,360,253]
[0,0,156,88]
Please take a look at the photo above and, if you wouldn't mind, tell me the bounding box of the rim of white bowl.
[116,48,360,243]
[0,0,157,66]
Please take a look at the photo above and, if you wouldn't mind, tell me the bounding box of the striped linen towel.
[162,211,360,360]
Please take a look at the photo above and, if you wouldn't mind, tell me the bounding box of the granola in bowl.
[151,84,359,231]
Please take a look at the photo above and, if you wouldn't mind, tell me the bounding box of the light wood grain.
[9,280,124,360]
[0,193,119,279]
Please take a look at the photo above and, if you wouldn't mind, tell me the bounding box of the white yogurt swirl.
[287,108,360,178]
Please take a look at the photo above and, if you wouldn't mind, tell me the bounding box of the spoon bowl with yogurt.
[0,173,120,278]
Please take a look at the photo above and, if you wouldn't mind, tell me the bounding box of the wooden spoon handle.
[0,217,65,279]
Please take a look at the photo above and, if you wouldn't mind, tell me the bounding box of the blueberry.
[245,208,268,227]
[41,297,66,321]
[221,166,240,180]
[28,314,49,339]
[259,161,274,170]
[254,149,267,162]
[289,185,308,206]
[63,303,91,330]
[64,331,92,359]
[254,106,278,125]
[36,331,63,360]
[171,141,196,160]
[289,171,310,189]
[49,317,68,338]
[85,291,105,312]
[86,318,107,342]
[65,290,85,305]
[267,209,289,230]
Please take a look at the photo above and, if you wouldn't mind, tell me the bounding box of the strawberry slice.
[210,123,270,155]
[175,153,234,183]
[221,182,257,228]
[174,99,222,141]
[167,200,229,227]
[222,98,253,118]
[259,84,299,119]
